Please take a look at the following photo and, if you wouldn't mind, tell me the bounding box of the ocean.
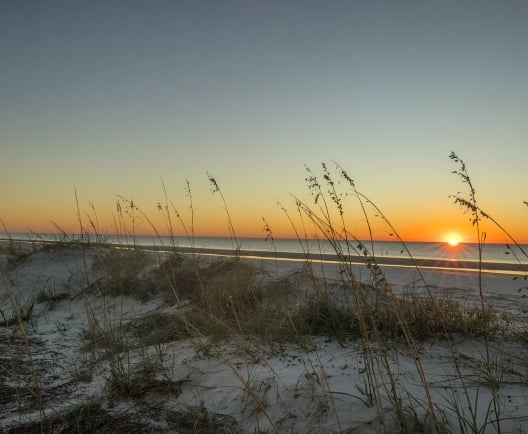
[2,233,527,274]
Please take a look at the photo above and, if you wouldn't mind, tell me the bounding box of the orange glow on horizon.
[2,200,527,244]
[2,221,527,244]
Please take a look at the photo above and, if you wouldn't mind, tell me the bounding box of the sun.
[444,231,463,247]
[447,236,460,247]
[446,234,461,247]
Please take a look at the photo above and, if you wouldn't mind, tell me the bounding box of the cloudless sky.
[1,0,527,243]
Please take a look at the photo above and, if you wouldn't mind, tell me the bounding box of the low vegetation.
[1,154,526,433]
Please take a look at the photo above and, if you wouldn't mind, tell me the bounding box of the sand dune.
[1,243,527,433]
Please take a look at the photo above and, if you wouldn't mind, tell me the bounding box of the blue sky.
[1,1,527,241]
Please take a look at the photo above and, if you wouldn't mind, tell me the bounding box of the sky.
[1,0,527,243]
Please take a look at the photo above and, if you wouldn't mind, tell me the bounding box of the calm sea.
[2,233,527,268]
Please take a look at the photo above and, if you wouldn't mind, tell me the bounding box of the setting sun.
[447,236,460,247]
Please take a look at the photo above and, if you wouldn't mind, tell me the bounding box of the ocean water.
[3,233,527,267]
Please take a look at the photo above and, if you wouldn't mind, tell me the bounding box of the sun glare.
[447,236,459,247]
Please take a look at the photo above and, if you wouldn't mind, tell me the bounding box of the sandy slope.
[1,244,527,433]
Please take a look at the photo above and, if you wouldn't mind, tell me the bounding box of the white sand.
[1,245,527,433]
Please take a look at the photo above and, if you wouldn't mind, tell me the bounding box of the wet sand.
[3,237,527,274]
[133,244,528,274]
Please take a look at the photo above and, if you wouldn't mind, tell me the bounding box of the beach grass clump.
[291,292,358,341]
[127,312,191,345]
[117,256,306,344]
[90,247,155,300]
[166,404,242,434]
[158,257,287,339]
[197,258,261,317]
[288,285,501,343]
[80,318,130,354]
[0,228,25,260]
[378,293,501,339]
[4,400,154,434]
[107,357,185,400]
[0,334,39,407]
[35,287,69,308]
[152,253,204,303]
[104,340,186,401]
[5,250,32,268]
[0,301,35,327]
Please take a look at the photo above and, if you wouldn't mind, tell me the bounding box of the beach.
[4,1,528,432]
[1,241,527,433]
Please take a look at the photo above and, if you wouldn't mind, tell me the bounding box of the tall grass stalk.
[449,151,528,432]
[208,172,240,252]
[158,179,177,248]
[278,201,327,294]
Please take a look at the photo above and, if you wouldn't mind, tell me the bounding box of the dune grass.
[1,154,527,433]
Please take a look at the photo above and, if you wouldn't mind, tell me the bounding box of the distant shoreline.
[142,245,528,274]
[2,237,526,274]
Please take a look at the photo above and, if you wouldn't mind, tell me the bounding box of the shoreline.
[166,246,528,274]
[2,237,527,274]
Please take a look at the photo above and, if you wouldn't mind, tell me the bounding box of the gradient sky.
[1,0,527,243]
